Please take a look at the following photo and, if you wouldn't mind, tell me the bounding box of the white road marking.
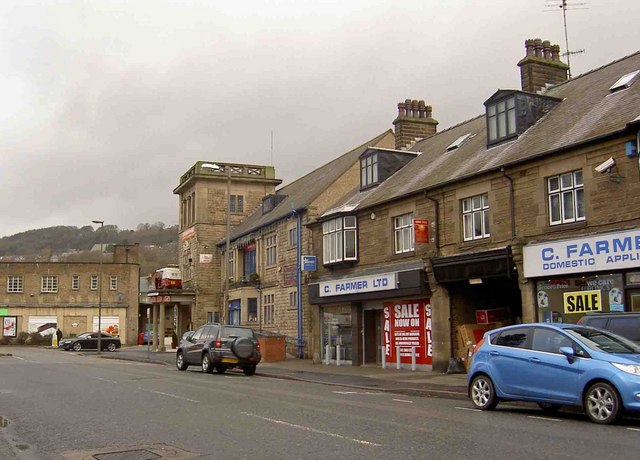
[332,391,358,394]
[241,412,382,447]
[528,416,562,422]
[392,399,414,404]
[627,428,640,432]
[138,388,200,403]
[93,377,118,384]
[455,407,481,412]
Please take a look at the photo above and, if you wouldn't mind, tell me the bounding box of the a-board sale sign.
[383,299,432,365]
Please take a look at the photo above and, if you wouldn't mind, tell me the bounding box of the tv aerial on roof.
[544,0,587,78]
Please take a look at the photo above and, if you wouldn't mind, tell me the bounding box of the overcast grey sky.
[1,0,638,238]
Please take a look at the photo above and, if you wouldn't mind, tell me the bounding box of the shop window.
[462,193,490,241]
[322,216,357,264]
[547,170,584,226]
[394,213,414,254]
[536,274,624,324]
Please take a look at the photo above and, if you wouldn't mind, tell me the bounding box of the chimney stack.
[392,99,438,149]
[517,38,569,93]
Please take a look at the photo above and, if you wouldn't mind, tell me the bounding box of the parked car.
[176,324,261,376]
[58,332,121,352]
[578,312,640,344]
[468,323,640,424]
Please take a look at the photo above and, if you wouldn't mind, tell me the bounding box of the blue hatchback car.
[468,323,640,424]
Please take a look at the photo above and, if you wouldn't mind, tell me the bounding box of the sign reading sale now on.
[383,299,433,365]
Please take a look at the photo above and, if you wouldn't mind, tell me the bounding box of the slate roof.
[223,130,394,243]
[353,51,640,210]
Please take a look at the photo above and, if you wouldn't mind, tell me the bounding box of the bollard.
[336,345,341,366]
[396,346,401,369]
[381,346,386,369]
[325,344,330,365]
[411,346,416,371]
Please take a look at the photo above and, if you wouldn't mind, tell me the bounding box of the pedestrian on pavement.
[56,328,63,343]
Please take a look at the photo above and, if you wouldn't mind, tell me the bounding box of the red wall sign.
[383,299,432,365]
[414,219,429,244]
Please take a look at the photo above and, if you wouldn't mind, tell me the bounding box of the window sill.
[391,251,416,260]
[545,220,587,234]
[323,260,359,269]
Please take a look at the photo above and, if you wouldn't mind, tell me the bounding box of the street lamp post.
[201,163,231,324]
[92,220,104,355]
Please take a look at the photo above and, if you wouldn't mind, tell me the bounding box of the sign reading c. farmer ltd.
[319,272,397,297]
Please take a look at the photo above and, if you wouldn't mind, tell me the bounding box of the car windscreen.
[222,327,253,338]
[565,327,640,354]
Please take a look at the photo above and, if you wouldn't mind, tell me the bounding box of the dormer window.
[487,96,517,143]
[360,153,378,188]
[484,90,562,147]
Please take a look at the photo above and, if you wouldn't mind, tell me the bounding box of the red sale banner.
[383,299,432,365]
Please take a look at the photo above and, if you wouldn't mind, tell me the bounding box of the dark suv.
[176,324,261,376]
[578,312,640,344]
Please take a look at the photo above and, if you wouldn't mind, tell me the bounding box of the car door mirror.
[559,346,575,363]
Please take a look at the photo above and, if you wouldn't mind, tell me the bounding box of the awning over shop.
[431,247,513,283]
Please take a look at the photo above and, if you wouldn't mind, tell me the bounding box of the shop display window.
[536,273,624,324]
[321,306,352,363]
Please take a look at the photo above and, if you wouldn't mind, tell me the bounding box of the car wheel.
[215,365,226,374]
[107,342,117,352]
[584,382,620,424]
[470,375,498,410]
[176,352,188,371]
[72,342,82,352]
[231,337,254,359]
[201,353,213,374]
[243,365,256,376]
[537,403,562,414]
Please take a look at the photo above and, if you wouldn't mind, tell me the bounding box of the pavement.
[103,346,470,401]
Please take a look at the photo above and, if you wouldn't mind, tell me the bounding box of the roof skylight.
[446,133,476,151]
[610,70,640,92]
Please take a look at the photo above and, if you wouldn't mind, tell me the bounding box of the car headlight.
[612,362,640,376]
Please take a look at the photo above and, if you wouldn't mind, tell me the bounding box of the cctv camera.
[594,157,616,174]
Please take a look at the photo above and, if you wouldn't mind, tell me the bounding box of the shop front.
[309,262,431,369]
[523,228,640,323]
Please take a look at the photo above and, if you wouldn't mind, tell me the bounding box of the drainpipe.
[292,206,304,358]
[424,194,439,256]
[501,167,516,239]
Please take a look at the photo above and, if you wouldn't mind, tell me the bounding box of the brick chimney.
[517,38,570,93]
[392,99,438,150]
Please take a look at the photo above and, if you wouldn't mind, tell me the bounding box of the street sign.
[302,255,317,271]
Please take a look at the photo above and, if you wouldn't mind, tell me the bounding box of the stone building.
[173,162,281,330]
[308,40,640,372]
[0,245,140,344]
[218,131,396,357]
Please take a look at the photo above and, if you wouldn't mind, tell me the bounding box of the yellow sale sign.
[563,290,602,314]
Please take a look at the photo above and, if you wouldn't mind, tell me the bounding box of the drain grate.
[93,449,162,460]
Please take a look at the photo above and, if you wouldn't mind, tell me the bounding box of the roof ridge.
[277,129,393,192]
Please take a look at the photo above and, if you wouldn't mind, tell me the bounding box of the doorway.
[363,309,382,364]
